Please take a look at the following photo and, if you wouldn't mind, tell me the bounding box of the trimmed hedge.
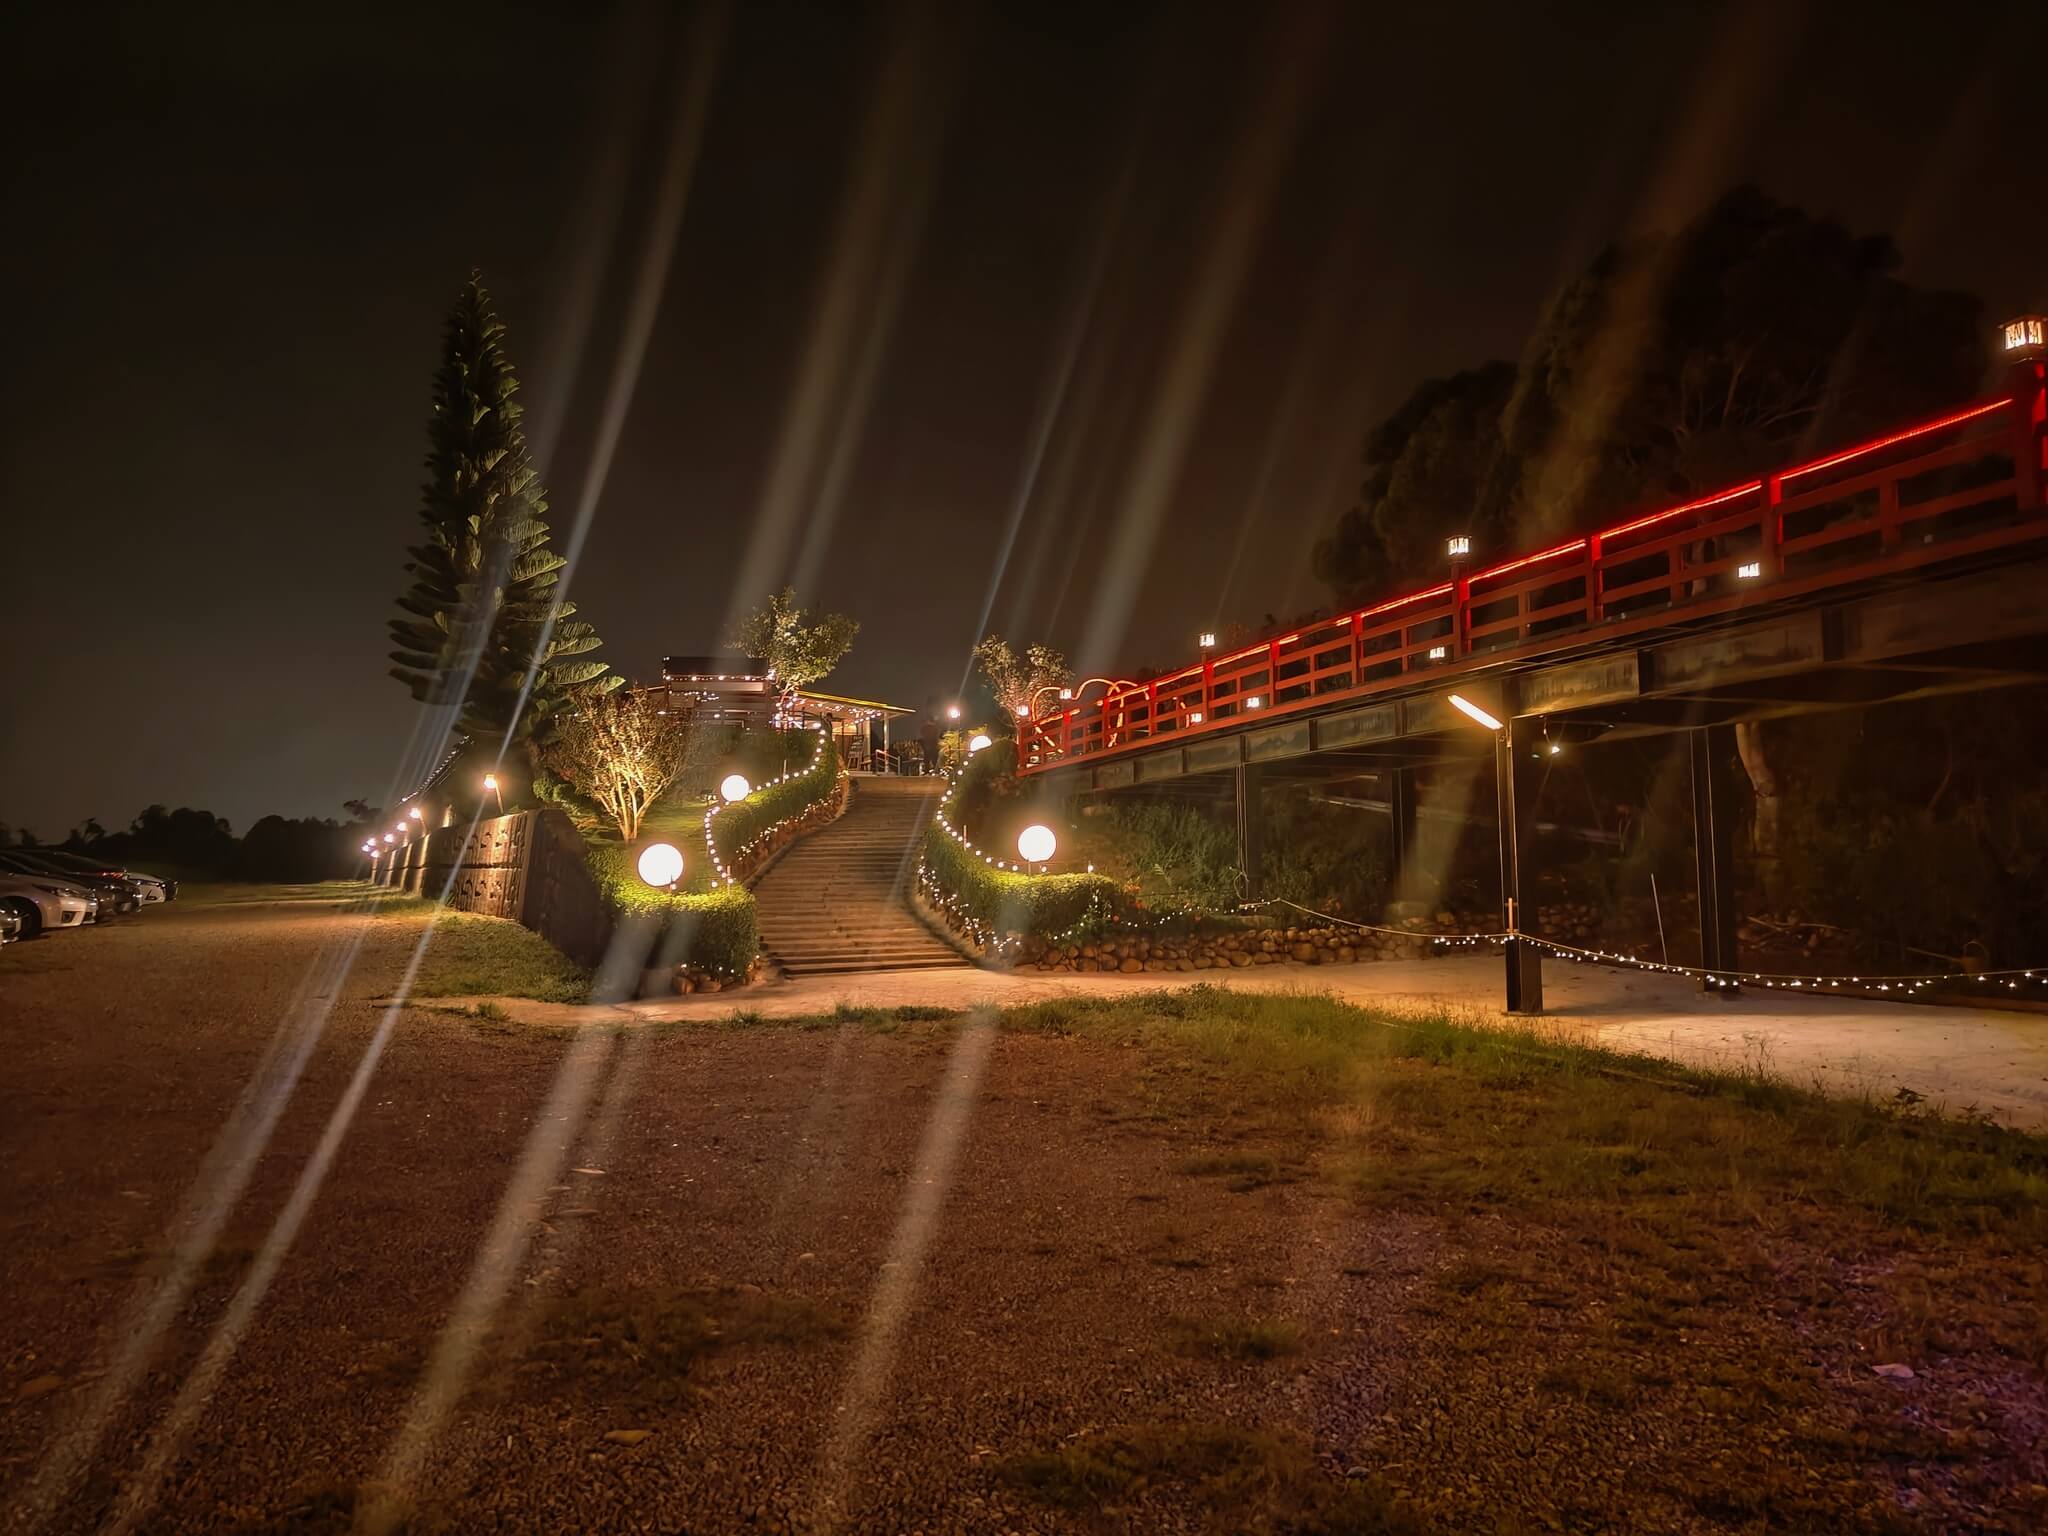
[653,884,759,979]
[922,739,1120,941]
[708,730,841,874]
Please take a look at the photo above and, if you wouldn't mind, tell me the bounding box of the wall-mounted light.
[1188,711,1204,725]
[1428,644,1447,660]
[1447,693,1503,732]
[1737,561,1761,579]
[1245,696,1263,710]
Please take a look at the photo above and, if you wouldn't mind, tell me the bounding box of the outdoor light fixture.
[1245,695,1263,710]
[1447,693,1503,732]
[1737,561,1761,579]
[1016,704,1030,718]
[968,733,993,753]
[384,834,396,844]
[2003,315,2046,355]
[1188,711,1204,724]
[1059,687,1073,700]
[409,806,423,821]
[1447,535,1471,558]
[1428,644,1447,660]
[1017,824,1057,865]
[719,773,752,803]
[636,842,684,889]
[946,705,961,720]
[1199,631,1217,649]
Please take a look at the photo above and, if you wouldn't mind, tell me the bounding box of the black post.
[1495,720,1543,1013]
[1689,724,1740,992]
[1235,762,1265,900]
[1388,765,1417,874]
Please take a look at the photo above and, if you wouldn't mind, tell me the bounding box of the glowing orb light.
[1017,824,1057,864]
[968,733,993,753]
[720,773,752,803]
[637,842,685,889]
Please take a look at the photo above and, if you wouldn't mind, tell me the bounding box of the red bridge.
[1021,343,2048,1013]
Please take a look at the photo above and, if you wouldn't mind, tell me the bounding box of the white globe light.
[968,733,993,753]
[720,773,752,803]
[637,842,685,888]
[1017,824,1056,864]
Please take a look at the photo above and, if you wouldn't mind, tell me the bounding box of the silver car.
[0,874,96,937]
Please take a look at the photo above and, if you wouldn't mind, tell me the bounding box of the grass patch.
[1170,1315,1305,1361]
[997,1423,1417,1531]
[398,909,591,1004]
[512,1285,843,1411]
[992,986,2048,1242]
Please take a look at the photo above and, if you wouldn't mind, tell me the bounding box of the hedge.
[708,730,841,875]
[921,739,1120,941]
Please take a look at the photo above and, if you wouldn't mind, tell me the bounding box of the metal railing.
[1024,375,2048,771]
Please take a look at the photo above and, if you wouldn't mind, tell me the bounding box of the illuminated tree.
[389,274,618,746]
[972,635,1072,724]
[727,587,858,691]
[541,692,691,842]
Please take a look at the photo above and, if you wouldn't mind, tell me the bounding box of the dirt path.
[3,898,2042,1533]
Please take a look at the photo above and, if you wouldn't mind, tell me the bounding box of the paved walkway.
[438,953,2048,1129]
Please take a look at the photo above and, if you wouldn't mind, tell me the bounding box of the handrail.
[1022,376,2048,771]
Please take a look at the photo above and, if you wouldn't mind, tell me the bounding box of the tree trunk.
[1733,719,1782,900]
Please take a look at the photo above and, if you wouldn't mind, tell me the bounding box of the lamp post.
[1447,688,1539,1014]
[483,773,502,814]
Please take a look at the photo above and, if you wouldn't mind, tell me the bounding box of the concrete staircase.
[752,776,968,976]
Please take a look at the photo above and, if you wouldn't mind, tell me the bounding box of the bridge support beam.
[1495,720,1543,1014]
[1235,762,1265,900]
[1388,766,1417,874]
[1689,725,1740,992]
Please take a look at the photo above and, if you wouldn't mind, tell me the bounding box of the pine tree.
[389,274,617,745]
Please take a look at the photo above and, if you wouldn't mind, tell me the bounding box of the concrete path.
[439,953,2048,1129]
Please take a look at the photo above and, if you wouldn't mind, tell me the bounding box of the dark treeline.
[0,802,384,884]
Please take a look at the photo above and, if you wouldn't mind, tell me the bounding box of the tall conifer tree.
[389,275,616,744]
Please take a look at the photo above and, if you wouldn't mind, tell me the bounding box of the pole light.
[1447,693,1503,732]
[945,704,961,720]
[1199,631,1217,650]
[1017,824,1056,868]
[720,773,751,803]
[1447,535,1471,559]
[409,806,424,822]
[637,842,684,891]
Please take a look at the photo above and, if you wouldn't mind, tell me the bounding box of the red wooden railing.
[1022,369,2048,772]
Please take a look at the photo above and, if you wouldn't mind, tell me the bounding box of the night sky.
[4,1,2043,837]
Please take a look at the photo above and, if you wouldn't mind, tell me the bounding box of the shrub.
[707,731,840,873]
[657,885,758,979]
[922,740,1119,941]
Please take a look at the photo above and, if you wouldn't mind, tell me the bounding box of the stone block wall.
[417,808,615,969]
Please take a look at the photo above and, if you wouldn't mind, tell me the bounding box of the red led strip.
[1780,398,2010,482]
[1471,538,1585,582]
[1600,480,1762,541]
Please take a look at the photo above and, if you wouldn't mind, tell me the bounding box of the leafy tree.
[389,274,617,746]
[727,587,858,691]
[541,691,692,842]
[972,635,1073,724]
[1313,187,1984,878]
[1313,363,1514,602]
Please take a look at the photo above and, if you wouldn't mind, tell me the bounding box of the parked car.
[1,906,20,944]
[0,851,141,917]
[20,848,176,903]
[0,875,96,937]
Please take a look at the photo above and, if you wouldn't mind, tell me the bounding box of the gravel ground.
[2,896,2042,1534]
